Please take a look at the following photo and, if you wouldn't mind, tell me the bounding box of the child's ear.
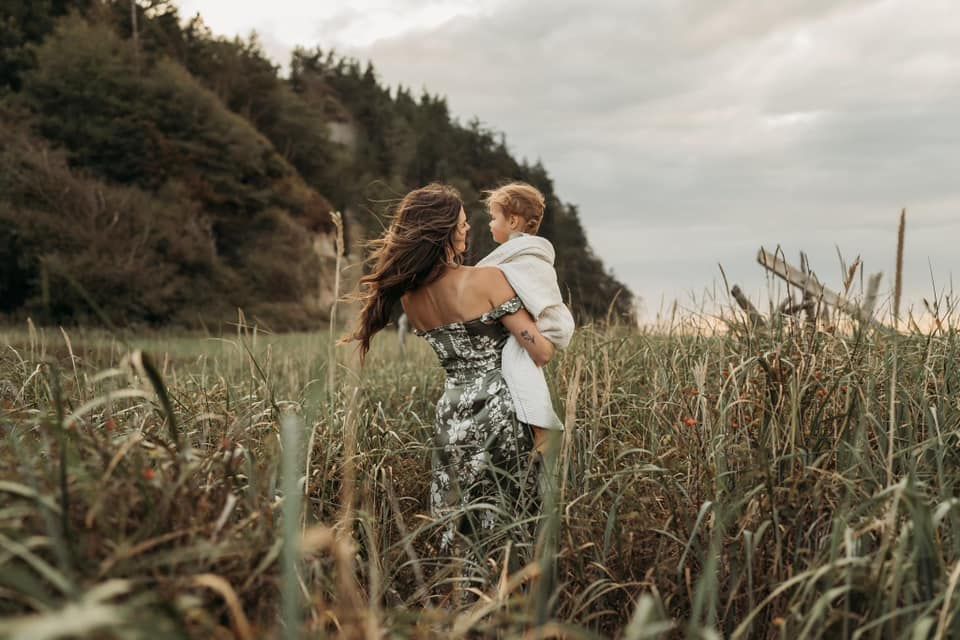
[509,214,521,230]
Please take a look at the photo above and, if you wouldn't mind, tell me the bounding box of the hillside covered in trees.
[0,0,635,329]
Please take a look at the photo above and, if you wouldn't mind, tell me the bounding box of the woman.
[342,183,555,592]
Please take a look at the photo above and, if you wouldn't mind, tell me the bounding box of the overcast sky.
[179,0,959,324]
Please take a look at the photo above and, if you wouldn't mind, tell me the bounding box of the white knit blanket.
[477,234,574,430]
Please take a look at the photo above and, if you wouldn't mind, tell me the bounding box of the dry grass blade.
[280,413,303,640]
[934,559,960,640]
[300,525,335,554]
[0,601,125,640]
[843,254,862,293]
[0,481,61,514]
[191,574,255,640]
[887,210,906,486]
[129,350,180,453]
[894,208,906,327]
[2,302,959,638]
[622,594,674,639]
[451,562,541,636]
[0,532,72,596]
[328,210,344,396]
[560,357,583,505]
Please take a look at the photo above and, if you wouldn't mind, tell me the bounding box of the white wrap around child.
[477,233,574,430]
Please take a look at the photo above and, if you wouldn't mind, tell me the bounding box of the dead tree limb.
[731,285,766,328]
[757,248,885,329]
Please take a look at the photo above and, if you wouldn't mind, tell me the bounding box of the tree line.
[0,1,635,328]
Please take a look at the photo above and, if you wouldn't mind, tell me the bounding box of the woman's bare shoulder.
[400,289,429,330]
[469,266,516,306]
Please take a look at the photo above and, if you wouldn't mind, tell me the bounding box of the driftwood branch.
[731,285,766,328]
[757,248,884,328]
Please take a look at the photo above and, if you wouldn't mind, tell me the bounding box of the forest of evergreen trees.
[0,1,635,329]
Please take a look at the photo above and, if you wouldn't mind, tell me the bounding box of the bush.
[0,117,227,324]
[7,16,335,327]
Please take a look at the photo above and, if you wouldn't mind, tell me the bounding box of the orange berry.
[143,468,156,481]
[683,417,698,428]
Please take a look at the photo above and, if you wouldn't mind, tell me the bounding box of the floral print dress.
[416,296,540,572]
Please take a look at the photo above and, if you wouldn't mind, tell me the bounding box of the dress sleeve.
[480,296,523,324]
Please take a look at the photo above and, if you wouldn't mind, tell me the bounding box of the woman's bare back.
[402,266,513,333]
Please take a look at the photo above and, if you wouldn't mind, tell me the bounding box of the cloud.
[183,0,960,320]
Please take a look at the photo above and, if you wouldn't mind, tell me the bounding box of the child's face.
[488,203,519,244]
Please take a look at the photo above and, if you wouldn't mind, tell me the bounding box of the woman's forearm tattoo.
[521,330,536,345]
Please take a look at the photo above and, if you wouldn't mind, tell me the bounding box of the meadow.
[1,303,960,639]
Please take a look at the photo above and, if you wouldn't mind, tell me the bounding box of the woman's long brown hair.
[341,183,464,362]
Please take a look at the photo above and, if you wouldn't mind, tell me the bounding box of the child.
[477,182,575,454]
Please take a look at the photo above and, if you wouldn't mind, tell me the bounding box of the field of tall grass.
[2,301,960,638]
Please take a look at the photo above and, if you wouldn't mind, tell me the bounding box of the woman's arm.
[501,308,555,367]
[476,267,556,367]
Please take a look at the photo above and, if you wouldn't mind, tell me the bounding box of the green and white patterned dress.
[416,296,541,567]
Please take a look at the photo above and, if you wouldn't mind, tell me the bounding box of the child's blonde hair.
[483,182,546,234]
